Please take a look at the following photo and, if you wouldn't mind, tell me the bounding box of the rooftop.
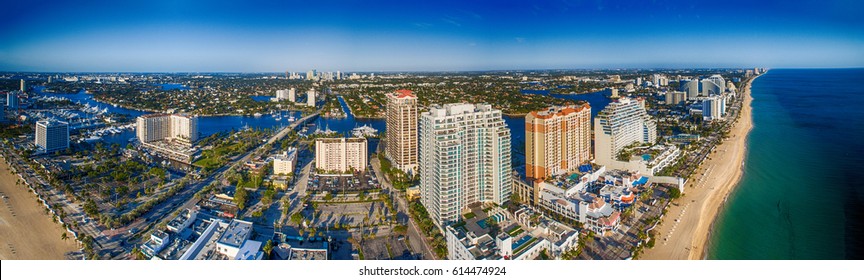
[36,119,69,127]
[529,104,591,119]
[216,219,253,248]
[234,240,263,260]
[273,147,297,161]
[273,235,330,260]
[426,103,496,117]
[315,137,367,144]
[393,89,416,98]
[181,219,227,260]
[447,225,500,260]
[167,208,196,232]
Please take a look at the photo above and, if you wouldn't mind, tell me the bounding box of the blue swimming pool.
[476,219,488,229]
[512,236,534,250]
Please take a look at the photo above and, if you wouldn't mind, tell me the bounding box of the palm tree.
[262,240,273,259]
[61,232,69,242]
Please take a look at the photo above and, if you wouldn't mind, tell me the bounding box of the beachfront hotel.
[35,119,69,153]
[681,79,700,100]
[525,104,592,181]
[419,103,512,230]
[702,95,727,121]
[594,97,657,168]
[385,89,419,174]
[314,137,367,173]
[680,74,728,100]
[701,75,727,96]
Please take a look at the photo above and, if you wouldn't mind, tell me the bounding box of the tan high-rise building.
[385,89,418,174]
[315,137,367,173]
[525,104,592,181]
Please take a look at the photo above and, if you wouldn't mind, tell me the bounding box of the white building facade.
[35,120,69,153]
[136,114,198,145]
[594,97,657,167]
[419,103,512,229]
[315,138,367,173]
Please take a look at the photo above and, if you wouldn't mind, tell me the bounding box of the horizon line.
[8,67,860,75]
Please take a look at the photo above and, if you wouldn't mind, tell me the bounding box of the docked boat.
[352,124,379,138]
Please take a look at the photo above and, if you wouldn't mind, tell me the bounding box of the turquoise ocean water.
[708,69,864,259]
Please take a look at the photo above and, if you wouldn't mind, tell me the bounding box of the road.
[127,111,321,248]
[369,156,436,260]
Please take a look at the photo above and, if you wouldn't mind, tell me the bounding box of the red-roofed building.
[395,89,415,98]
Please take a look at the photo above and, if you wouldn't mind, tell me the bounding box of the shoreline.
[641,72,762,260]
[0,155,80,259]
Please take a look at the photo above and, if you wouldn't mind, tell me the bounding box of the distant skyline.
[1,0,863,72]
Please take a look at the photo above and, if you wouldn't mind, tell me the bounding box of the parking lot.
[360,235,417,260]
[306,200,391,228]
[306,167,380,193]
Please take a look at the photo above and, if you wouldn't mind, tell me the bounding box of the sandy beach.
[0,156,79,259]
[642,74,758,260]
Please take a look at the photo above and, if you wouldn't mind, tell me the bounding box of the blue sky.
[1,0,862,72]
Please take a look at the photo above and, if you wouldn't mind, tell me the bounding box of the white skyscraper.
[702,95,727,121]
[419,103,512,229]
[594,97,657,167]
[652,74,663,86]
[136,114,198,146]
[307,89,316,107]
[275,88,296,102]
[20,79,26,92]
[681,79,700,100]
[6,91,18,110]
[35,120,69,153]
[701,75,726,96]
[276,89,289,101]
